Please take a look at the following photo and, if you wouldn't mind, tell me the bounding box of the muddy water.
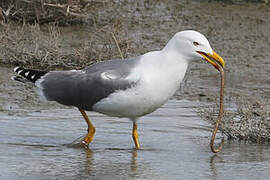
[1,65,270,179]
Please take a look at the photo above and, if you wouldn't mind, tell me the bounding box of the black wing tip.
[14,66,23,73]
[13,67,48,83]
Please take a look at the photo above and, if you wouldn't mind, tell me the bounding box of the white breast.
[92,51,189,118]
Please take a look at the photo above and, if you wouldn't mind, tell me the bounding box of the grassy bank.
[0,22,140,70]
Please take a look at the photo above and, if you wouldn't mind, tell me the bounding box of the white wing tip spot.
[14,67,20,72]
[17,70,23,74]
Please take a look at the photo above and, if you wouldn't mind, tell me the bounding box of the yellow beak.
[197,51,225,70]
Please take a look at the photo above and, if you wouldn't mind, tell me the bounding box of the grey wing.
[37,57,141,110]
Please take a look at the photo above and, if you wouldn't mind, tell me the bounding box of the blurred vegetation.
[212,0,269,3]
[0,22,138,70]
[0,1,141,70]
[0,0,104,25]
[0,0,268,26]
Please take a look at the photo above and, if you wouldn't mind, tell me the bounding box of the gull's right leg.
[78,108,96,146]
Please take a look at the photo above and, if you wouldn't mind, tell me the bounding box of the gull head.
[164,30,225,70]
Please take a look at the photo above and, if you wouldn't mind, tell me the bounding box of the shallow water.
[1,65,270,179]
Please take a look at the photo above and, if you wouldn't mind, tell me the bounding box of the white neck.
[133,49,189,106]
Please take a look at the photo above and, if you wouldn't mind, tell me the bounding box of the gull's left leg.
[78,108,96,146]
[132,121,140,149]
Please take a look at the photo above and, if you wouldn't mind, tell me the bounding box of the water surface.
[1,66,270,179]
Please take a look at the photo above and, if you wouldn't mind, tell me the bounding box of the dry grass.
[0,23,72,69]
[0,0,143,69]
[199,94,270,143]
[0,0,108,24]
[214,0,269,3]
[0,19,139,70]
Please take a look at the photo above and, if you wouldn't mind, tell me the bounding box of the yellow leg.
[78,108,96,146]
[132,121,140,149]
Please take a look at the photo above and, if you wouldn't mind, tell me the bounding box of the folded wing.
[37,57,141,110]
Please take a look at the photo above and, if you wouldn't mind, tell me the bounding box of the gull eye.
[193,41,199,46]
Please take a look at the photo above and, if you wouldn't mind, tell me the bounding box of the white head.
[163,30,224,70]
